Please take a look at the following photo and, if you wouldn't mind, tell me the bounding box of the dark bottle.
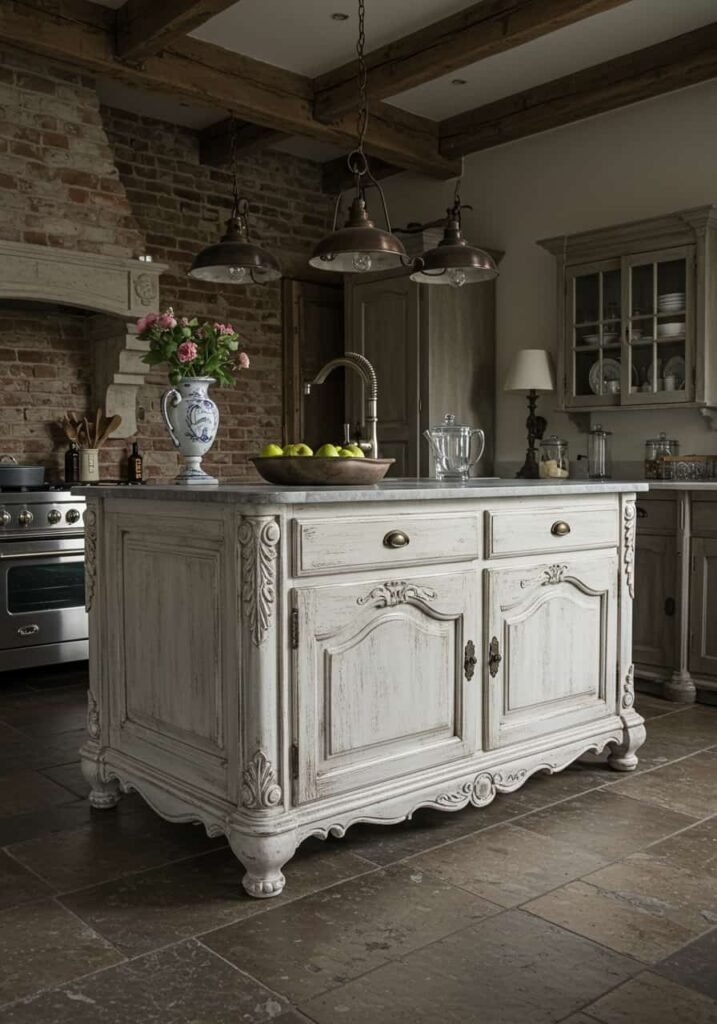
[127,441,143,484]
[64,441,80,484]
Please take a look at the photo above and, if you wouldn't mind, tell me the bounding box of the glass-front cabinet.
[541,207,717,417]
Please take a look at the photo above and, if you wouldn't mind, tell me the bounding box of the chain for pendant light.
[229,115,249,226]
[355,0,368,154]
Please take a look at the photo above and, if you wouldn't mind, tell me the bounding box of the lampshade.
[189,203,281,284]
[504,349,555,392]
[309,195,408,274]
[409,209,498,287]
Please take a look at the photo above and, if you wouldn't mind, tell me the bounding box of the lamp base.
[515,390,547,480]
[516,452,540,479]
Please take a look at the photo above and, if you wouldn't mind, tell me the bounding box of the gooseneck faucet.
[303,352,379,458]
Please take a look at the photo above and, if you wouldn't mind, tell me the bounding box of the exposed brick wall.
[0,47,334,482]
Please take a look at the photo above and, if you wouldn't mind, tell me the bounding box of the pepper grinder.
[587,424,611,479]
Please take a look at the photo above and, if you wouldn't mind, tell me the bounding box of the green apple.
[282,443,298,455]
[316,443,340,457]
[346,444,365,458]
[293,443,314,457]
[260,443,284,457]
[338,447,354,458]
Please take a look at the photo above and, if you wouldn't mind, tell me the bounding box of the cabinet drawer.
[635,497,676,534]
[292,512,480,575]
[485,504,618,558]
[692,500,717,536]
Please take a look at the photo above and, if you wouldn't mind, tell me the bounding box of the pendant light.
[189,119,281,284]
[410,182,498,288]
[309,0,408,274]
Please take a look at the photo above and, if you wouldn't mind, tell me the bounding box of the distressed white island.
[79,479,647,898]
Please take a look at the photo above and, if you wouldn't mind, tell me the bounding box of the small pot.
[79,449,99,482]
[0,458,45,488]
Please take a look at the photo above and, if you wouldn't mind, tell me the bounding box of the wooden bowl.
[251,456,395,486]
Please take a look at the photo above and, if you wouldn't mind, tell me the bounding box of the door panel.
[633,533,676,669]
[484,555,617,750]
[689,538,717,678]
[292,569,478,802]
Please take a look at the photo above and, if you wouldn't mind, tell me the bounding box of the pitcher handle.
[160,387,182,449]
[469,429,486,468]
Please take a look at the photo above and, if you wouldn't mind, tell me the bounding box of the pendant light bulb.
[410,187,498,287]
[448,268,467,288]
[352,253,373,272]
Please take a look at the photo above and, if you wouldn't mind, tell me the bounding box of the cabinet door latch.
[464,640,477,680]
[664,596,676,617]
[290,608,299,649]
[290,743,299,780]
[488,636,502,677]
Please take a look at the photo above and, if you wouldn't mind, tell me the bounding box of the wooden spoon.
[83,416,92,448]
[95,408,102,448]
[96,414,122,449]
[62,417,78,442]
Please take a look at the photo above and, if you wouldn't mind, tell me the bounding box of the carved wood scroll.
[520,564,568,589]
[623,500,636,599]
[357,580,437,609]
[241,750,282,809]
[84,506,97,614]
[238,517,280,646]
[86,690,100,740]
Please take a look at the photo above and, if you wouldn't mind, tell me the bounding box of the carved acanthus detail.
[241,750,282,810]
[435,768,529,809]
[238,517,280,646]
[86,689,100,740]
[84,506,97,614]
[357,580,438,609]
[623,500,636,599]
[520,564,568,589]
[622,664,636,709]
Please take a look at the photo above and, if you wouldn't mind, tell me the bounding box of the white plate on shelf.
[589,357,620,395]
[664,355,685,386]
[582,333,599,344]
[657,322,685,337]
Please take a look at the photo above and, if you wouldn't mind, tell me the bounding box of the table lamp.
[504,348,555,479]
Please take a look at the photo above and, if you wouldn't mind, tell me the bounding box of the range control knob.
[47,509,62,525]
[0,508,10,527]
[65,508,81,524]
[18,508,34,527]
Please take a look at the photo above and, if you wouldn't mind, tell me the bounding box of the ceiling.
[90,0,717,162]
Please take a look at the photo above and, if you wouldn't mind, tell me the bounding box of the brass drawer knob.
[384,530,410,549]
[551,521,571,537]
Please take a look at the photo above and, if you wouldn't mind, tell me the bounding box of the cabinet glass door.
[626,248,693,403]
[568,262,622,404]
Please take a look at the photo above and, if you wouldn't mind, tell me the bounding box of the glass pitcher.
[423,414,486,481]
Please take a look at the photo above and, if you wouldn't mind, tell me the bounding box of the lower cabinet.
[633,532,676,669]
[484,555,618,749]
[689,537,717,678]
[292,569,479,803]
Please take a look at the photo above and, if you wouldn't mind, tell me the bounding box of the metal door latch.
[488,636,502,677]
[464,640,477,680]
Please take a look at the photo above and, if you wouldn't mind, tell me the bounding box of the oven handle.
[0,549,85,560]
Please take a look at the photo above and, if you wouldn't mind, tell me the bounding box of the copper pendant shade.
[189,196,280,285]
[410,205,498,288]
[309,194,408,274]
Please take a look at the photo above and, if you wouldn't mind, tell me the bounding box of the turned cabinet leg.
[229,829,298,899]
[608,720,647,772]
[80,752,122,809]
[663,671,697,704]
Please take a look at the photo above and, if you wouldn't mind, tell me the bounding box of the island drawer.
[292,512,480,576]
[485,504,618,558]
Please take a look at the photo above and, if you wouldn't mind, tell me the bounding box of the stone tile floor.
[0,663,715,1023]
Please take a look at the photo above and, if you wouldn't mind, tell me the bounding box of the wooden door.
[291,569,478,803]
[283,279,344,449]
[633,532,677,669]
[346,273,420,476]
[484,555,618,750]
[689,538,717,678]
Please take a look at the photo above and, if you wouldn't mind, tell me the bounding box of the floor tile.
[516,789,697,859]
[641,707,717,750]
[408,823,607,907]
[301,909,640,1024]
[581,970,717,1023]
[0,849,54,910]
[7,810,224,891]
[656,928,717,1001]
[39,761,89,799]
[0,768,78,816]
[0,938,289,1022]
[0,800,93,846]
[634,696,689,720]
[0,727,87,773]
[524,849,717,962]
[62,840,375,956]
[203,863,499,1001]
[643,815,717,876]
[610,751,717,818]
[0,898,124,1005]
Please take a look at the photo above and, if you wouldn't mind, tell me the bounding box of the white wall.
[382,79,717,471]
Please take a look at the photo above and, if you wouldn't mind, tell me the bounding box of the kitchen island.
[78,479,647,898]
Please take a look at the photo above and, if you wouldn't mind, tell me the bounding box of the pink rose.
[177,340,198,363]
[238,352,250,369]
[157,312,177,330]
[179,317,189,327]
[136,312,158,333]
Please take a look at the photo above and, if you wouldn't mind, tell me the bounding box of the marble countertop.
[74,478,648,505]
[643,481,717,491]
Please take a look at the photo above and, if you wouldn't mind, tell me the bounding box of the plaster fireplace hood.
[0,240,166,437]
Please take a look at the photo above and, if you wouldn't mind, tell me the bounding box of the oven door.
[0,536,87,651]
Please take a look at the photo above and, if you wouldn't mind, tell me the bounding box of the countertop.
[74,478,648,505]
[641,481,717,491]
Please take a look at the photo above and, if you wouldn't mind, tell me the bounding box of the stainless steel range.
[0,488,87,671]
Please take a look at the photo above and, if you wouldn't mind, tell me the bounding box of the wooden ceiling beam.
[0,0,459,181]
[321,156,398,196]
[440,21,717,157]
[313,0,634,121]
[199,118,285,164]
[116,0,240,62]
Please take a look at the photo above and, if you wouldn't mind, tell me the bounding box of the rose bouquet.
[137,308,250,385]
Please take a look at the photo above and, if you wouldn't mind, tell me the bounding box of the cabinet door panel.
[633,533,676,669]
[689,538,717,678]
[293,570,478,803]
[484,556,617,750]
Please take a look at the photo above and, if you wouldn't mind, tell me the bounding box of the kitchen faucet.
[303,352,379,458]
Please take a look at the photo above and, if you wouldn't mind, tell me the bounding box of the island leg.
[229,827,298,899]
[607,717,647,772]
[80,749,122,808]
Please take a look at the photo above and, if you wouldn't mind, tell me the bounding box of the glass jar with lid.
[588,424,611,480]
[423,414,486,481]
[644,432,679,479]
[539,435,569,479]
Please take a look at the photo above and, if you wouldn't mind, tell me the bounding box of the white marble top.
[74,478,648,505]
[644,481,717,491]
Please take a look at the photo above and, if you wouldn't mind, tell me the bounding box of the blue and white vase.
[160,377,219,485]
